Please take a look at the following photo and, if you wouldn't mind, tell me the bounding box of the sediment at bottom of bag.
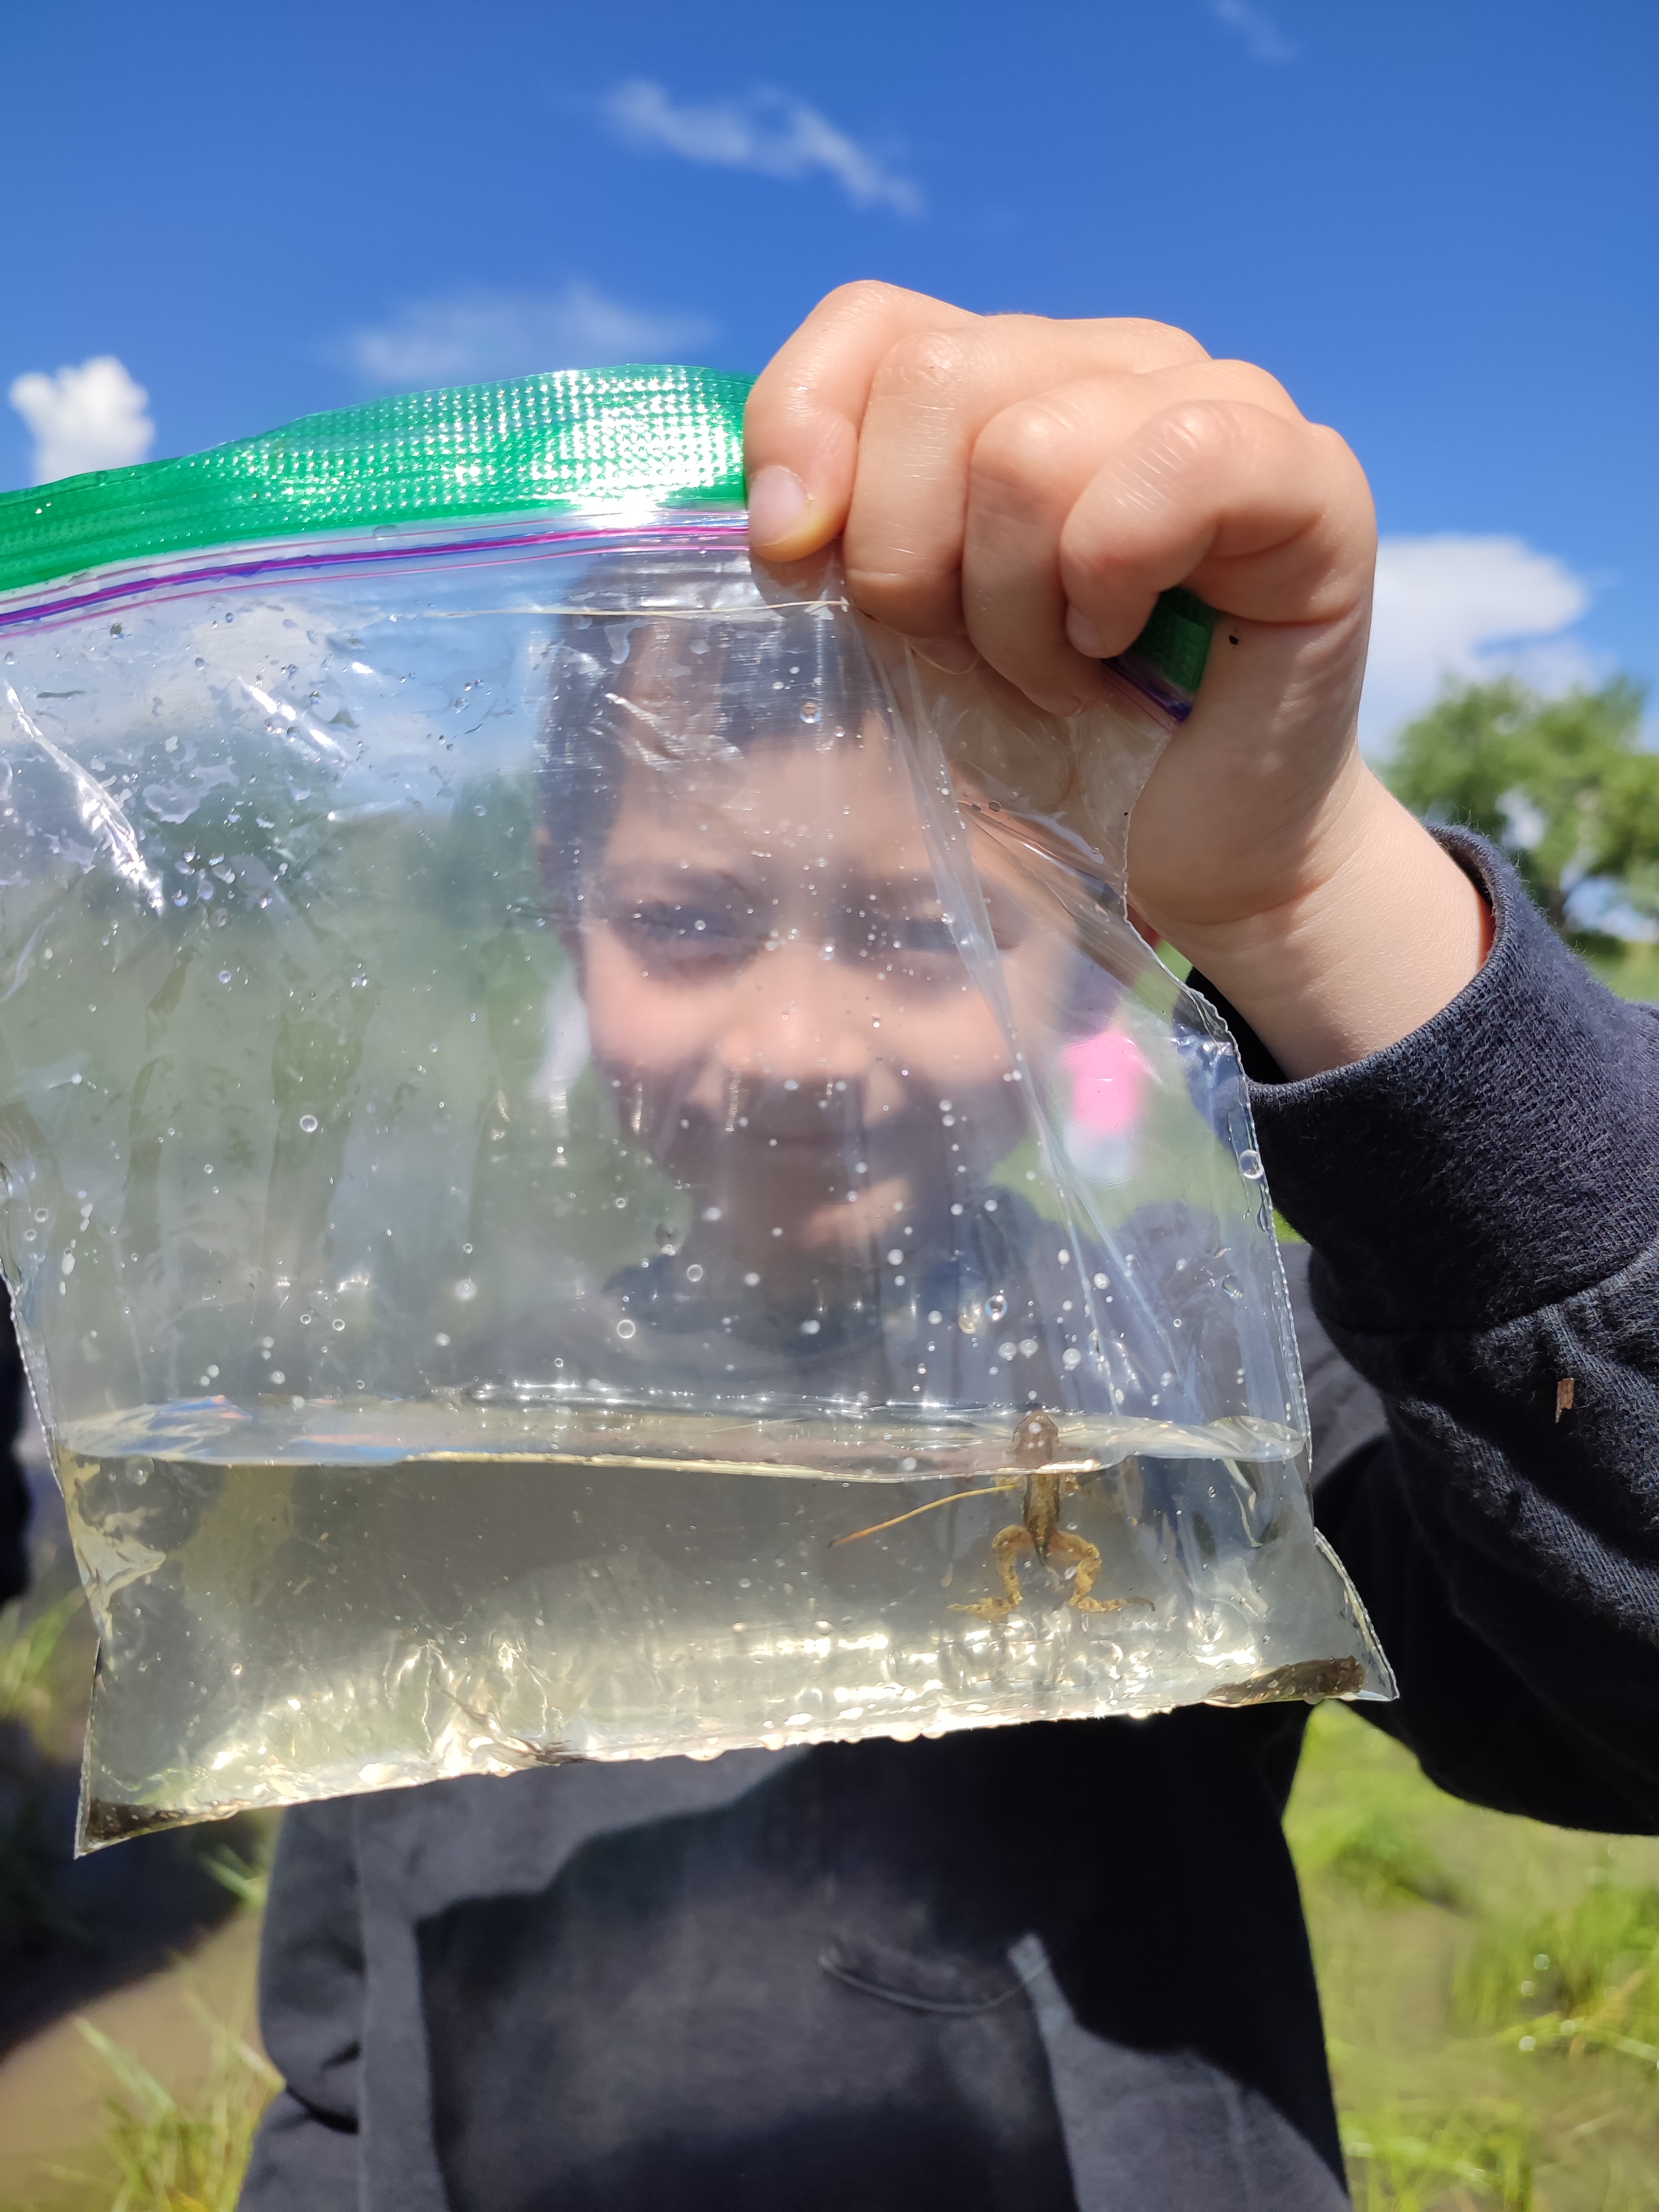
[58,1419,1375,1844]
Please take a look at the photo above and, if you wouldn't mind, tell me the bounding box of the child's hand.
[745,284,1489,1078]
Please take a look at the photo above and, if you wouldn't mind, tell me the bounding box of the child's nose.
[712,941,888,1088]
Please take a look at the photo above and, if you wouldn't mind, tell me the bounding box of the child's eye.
[888,917,956,954]
[617,902,762,974]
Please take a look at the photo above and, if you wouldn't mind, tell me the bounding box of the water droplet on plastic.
[985,1291,1008,1322]
[299,1113,319,1134]
[800,698,820,724]
[1238,1148,1264,1180]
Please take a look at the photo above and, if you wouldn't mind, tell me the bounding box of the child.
[239,288,1659,2212]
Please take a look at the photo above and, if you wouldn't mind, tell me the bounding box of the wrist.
[1159,776,1493,1079]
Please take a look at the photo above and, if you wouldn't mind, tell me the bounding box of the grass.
[0,1575,98,1965]
[51,2010,279,2212]
[1590,942,1659,1003]
[0,1541,277,2212]
[1287,1702,1659,2210]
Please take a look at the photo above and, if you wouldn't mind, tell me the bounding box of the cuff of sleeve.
[1189,830,1659,1334]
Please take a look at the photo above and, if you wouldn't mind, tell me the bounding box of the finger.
[957,377,1136,713]
[743,283,979,563]
[958,363,1312,711]
[843,318,1209,643]
[1057,401,1375,660]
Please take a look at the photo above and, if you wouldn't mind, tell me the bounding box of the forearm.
[1150,769,1493,1082]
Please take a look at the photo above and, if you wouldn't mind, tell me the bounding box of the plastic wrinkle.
[3,683,163,912]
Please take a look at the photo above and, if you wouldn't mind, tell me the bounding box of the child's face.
[576,727,1065,1268]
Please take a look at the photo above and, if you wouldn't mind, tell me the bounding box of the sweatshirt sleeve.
[1194,831,1659,1831]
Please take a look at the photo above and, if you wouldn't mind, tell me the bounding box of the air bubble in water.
[800,699,821,724]
[299,1114,319,1134]
[985,1291,1008,1322]
[1238,1149,1264,1180]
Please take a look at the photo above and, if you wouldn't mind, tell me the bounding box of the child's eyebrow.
[594,858,766,901]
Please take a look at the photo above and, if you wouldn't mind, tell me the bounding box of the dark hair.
[538,555,890,924]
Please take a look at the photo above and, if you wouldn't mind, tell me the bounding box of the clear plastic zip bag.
[0,368,1390,1846]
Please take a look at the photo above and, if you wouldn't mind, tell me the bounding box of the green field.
[1289,1702,1659,2210]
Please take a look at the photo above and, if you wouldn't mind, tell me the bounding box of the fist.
[743,283,1379,959]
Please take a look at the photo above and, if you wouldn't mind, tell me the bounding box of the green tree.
[1384,676,1659,947]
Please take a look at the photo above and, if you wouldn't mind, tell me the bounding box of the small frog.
[832,1409,1153,1621]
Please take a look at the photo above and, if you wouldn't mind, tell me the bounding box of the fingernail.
[1065,607,1109,659]
[1029,691,1087,719]
[747,465,810,549]
[911,634,980,674]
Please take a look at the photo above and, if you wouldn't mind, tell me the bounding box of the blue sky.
[3,0,1654,742]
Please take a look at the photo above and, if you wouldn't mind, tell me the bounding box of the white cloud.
[603,80,922,216]
[1360,535,1598,750]
[346,283,716,389]
[8,356,155,484]
[1210,0,1298,64]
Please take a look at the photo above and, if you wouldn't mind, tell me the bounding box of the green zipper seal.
[0,365,752,599]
